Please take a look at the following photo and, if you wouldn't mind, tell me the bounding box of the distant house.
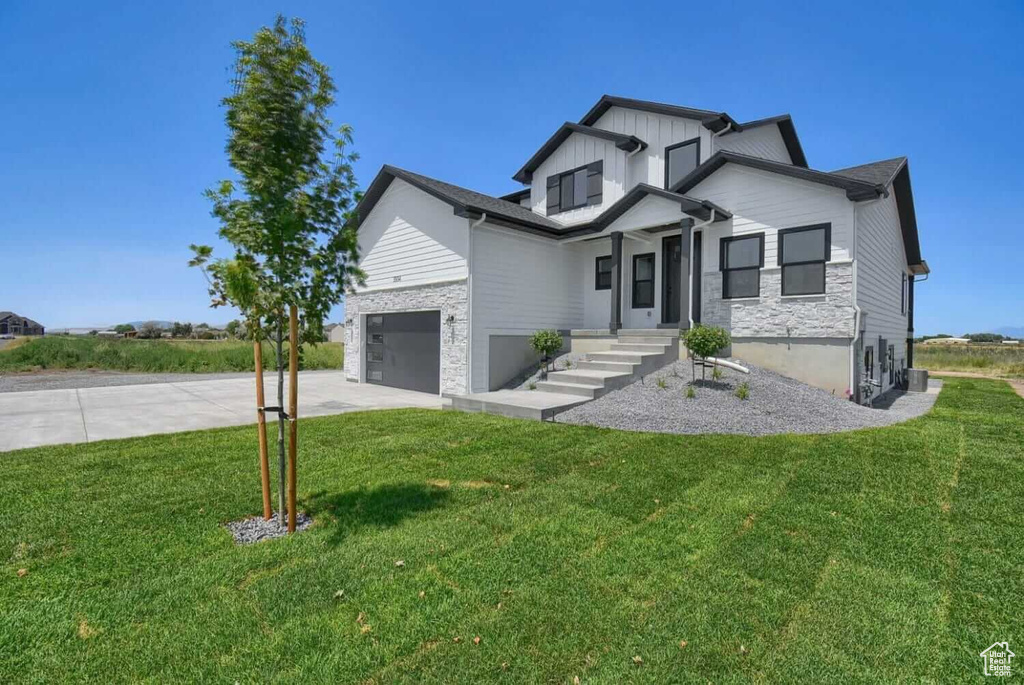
[326,323,346,343]
[0,312,44,336]
[1003,339,1020,345]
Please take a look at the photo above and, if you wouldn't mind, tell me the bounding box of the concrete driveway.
[0,371,445,452]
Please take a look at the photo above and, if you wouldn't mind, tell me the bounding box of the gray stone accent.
[344,280,469,395]
[702,262,854,338]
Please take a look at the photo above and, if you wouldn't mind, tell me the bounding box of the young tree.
[190,16,363,528]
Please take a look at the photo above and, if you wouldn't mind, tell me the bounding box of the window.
[546,161,602,214]
[595,255,612,290]
[665,138,700,190]
[778,224,830,295]
[879,337,888,374]
[888,344,895,385]
[720,234,764,299]
[632,253,655,308]
[864,346,874,380]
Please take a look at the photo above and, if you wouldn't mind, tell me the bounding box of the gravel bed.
[557,359,941,436]
[225,511,313,545]
[0,370,254,393]
[504,350,590,390]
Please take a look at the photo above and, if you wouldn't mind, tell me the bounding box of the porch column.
[609,231,623,331]
[679,219,692,330]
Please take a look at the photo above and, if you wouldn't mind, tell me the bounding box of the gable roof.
[357,166,731,241]
[579,95,739,133]
[0,312,43,327]
[671,151,924,268]
[512,122,646,183]
[729,114,808,167]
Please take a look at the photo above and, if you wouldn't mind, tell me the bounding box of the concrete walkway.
[0,371,444,452]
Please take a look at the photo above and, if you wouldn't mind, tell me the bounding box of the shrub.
[656,377,668,390]
[528,382,537,390]
[735,382,750,400]
[530,329,564,375]
[686,384,696,399]
[681,325,730,382]
[712,366,723,381]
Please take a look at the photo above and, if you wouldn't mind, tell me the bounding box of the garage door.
[364,311,441,394]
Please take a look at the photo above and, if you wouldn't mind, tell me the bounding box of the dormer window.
[546,161,602,214]
[665,138,700,189]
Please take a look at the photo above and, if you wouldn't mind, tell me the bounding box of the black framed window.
[665,138,700,190]
[720,234,764,299]
[546,161,602,214]
[778,223,830,296]
[595,255,612,290]
[864,346,874,380]
[632,253,655,308]
[888,344,895,385]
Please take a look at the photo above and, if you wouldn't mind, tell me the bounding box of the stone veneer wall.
[344,280,468,395]
[701,262,855,339]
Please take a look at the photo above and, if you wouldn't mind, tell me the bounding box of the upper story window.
[595,256,612,290]
[546,161,602,214]
[720,233,764,299]
[665,138,700,189]
[778,223,830,296]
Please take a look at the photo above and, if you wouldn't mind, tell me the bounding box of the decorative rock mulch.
[225,511,312,545]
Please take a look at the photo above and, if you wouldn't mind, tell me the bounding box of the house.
[344,95,927,403]
[326,323,346,344]
[0,312,45,336]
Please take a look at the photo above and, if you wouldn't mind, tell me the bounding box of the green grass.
[917,343,1024,378]
[0,336,343,373]
[2,378,1022,682]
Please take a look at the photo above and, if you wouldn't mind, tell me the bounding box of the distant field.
[0,336,343,373]
[917,343,1024,378]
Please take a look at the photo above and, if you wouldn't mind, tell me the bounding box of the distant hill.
[995,326,1024,339]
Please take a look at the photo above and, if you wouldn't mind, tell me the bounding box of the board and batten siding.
[355,178,469,292]
[529,131,628,225]
[855,193,910,393]
[716,125,792,164]
[470,225,583,392]
[689,165,854,270]
[593,106,712,191]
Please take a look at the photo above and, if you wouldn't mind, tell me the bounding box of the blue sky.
[1,1,1021,335]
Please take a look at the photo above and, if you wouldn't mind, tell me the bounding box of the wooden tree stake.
[287,305,299,533]
[253,336,272,520]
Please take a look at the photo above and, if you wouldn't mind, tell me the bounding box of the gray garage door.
[364,311,441,394]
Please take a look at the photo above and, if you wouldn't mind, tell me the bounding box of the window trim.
[546,161,603,215]
[595,255,612,291]
[865,345,874,380]
[901,273,907,315]
[719,233,765,300]
[631,252,656,309]
[777,223,831,296]
[664,137,701,190]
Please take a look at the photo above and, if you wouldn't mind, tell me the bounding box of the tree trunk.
[276,314,286,526]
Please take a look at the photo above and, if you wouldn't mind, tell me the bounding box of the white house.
[344,95,927,404]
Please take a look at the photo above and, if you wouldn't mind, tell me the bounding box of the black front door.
[365,311,441,394]
[662,235,681,324]
[692,231,702,324]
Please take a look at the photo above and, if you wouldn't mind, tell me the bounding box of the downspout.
[466,212,486,394]
[625,141,643,189]
[709,122,733,155]
[687,208,717,329]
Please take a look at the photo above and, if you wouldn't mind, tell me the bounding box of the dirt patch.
[461,480,497,489]
[426,479,451,489]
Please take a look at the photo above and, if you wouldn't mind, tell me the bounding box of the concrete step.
[617,328,679,336]
[617,335,679,345]
[448,390,588,421]
[610,342,671,353]
[587,351,659,364]
[535,381,597,398]
[547,369,632,387]
[576,360,637,373]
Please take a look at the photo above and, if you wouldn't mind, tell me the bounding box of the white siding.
[716,125,792,164]
[856,194,910,393]
[689,165,854,270]
[470,225,583,392]
[529,131,627,225]
[356,179,468,291]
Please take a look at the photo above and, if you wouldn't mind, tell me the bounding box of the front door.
[662,235,681,324]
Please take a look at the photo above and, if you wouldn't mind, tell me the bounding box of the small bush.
[681,325,730,359]
[712,366,723,381]
[735,382,750,400]
[528,382,537,390]
[686,384,696,399]
[656,377,668,390]
[530,329,564,374]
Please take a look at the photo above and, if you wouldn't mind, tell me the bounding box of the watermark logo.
[980,642,1014,677]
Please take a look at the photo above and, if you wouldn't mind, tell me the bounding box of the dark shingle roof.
[831,157,907,187]
[512,122,645,183]
[730,114,808,168]
[499,188,531,203]
[579,95,737,132]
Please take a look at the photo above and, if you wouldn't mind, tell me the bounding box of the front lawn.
[2,378,1021,682]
